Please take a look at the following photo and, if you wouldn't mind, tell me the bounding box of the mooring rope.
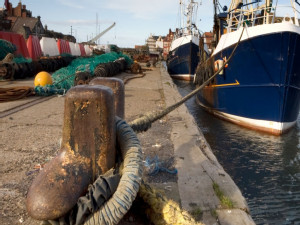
[36,28,246,225]
[139,181,205,225]
[129,27,245,133]
[123,73,146,84]
[0,86,34,102]
[43,118,143,225]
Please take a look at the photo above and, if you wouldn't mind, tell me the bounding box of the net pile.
[13,57,32,64]
[0,39,17,61]
[35,52,132,96]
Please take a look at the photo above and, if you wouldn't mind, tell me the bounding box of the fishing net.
[13,57,32,64]
[35,52,132,96]
[0,39,17,61]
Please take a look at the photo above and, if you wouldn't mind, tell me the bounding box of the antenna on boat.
[180,0,184,30]
[213,0,219,48]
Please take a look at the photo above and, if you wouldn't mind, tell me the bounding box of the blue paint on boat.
[167,41,199,76]
[196,28,300,134]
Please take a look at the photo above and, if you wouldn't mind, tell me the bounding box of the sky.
[5,0,227,48]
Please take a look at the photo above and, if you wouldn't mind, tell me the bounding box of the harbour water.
[173,80,300,225]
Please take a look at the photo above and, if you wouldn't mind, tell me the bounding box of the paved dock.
[0,63,255,225]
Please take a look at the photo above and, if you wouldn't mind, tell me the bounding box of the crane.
[88,22,116,44]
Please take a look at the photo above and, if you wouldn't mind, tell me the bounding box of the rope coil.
[43,118,143,225]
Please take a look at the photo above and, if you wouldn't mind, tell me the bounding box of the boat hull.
[196,25,300,135]
[167,39,199,81]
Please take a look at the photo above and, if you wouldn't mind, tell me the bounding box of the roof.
[203,32,213,37]
[11,17,39,33]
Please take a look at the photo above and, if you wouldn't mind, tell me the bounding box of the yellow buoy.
[34,71,53,87]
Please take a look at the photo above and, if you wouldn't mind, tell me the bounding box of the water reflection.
[173,79,300,225]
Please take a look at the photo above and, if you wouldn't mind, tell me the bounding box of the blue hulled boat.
[195,0,300,135]
[167,0,204,81]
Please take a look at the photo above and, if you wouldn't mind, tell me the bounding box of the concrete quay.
[0,64,255,225]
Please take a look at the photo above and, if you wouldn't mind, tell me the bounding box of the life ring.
[214,59,224,75]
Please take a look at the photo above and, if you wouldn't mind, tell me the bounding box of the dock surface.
[0,64,255,225]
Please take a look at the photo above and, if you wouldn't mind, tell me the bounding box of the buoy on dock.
[34,71,53,87]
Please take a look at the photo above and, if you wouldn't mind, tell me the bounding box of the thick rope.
[139,181,204,225]
[129,27,245,133]
[42,118,142,225]
[83,118,143,225]
[123,73,146,85]
[31,28,245,225]
[0,86,34,102]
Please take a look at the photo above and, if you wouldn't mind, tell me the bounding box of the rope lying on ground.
[61,27,245,225]
[123,73,146,85]
[0,86,34,102]
[139,181,204,225]
[43,117,143,225]
[36,28,245,225]
[129,27,245,133]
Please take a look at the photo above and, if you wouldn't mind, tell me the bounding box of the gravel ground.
[0,66,178,225]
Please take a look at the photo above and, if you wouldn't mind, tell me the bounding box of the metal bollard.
[90,77,125,119]
[26,85,116,220]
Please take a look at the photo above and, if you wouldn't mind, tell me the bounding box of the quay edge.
[0,64,255,225]
[160,65,255,225]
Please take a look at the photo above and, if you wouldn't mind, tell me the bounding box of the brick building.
[163,29,174,60]
[202,32,213,54]
[1,0,75,42]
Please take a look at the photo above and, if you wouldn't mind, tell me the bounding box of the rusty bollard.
[26,85,116,220]
[90,77,125,119]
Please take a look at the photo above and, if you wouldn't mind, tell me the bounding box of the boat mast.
[180,0,184,31]
[213,0,219,47]
[186,0,194,34]
[266,0,270,24]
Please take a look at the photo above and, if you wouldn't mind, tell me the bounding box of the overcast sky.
[6,0,227,47]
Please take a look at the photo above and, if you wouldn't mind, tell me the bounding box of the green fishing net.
[35,52,132,96]
[13,57,32,64]
[0,39,17,61]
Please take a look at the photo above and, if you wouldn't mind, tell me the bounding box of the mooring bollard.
[26,85,116,220]
[90,77,125,119]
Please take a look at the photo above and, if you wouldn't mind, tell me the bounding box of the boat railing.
[227,3,300,32]
[173,27,201,40]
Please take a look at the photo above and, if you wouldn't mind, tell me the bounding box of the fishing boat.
[167,0,204,81]
[194,0,300,135]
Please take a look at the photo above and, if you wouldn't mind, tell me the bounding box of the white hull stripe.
[214,22,300,56]
[170,35,199,51]
[198,102,296,134]
[170,74,194,80]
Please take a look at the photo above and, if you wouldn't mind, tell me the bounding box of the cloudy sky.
[7,0,226,47]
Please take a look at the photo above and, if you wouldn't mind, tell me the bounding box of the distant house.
[155,36,164,50]
[11,16,45,39]
[202,32,213,53]
[2,0,75,42]
[146,34,159,55]
[163,29,174,60]
[6,1,32,28]
[146,34,166,59]
[4,1,44,39]
[0,9,11,31]
[6,1,32,18]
